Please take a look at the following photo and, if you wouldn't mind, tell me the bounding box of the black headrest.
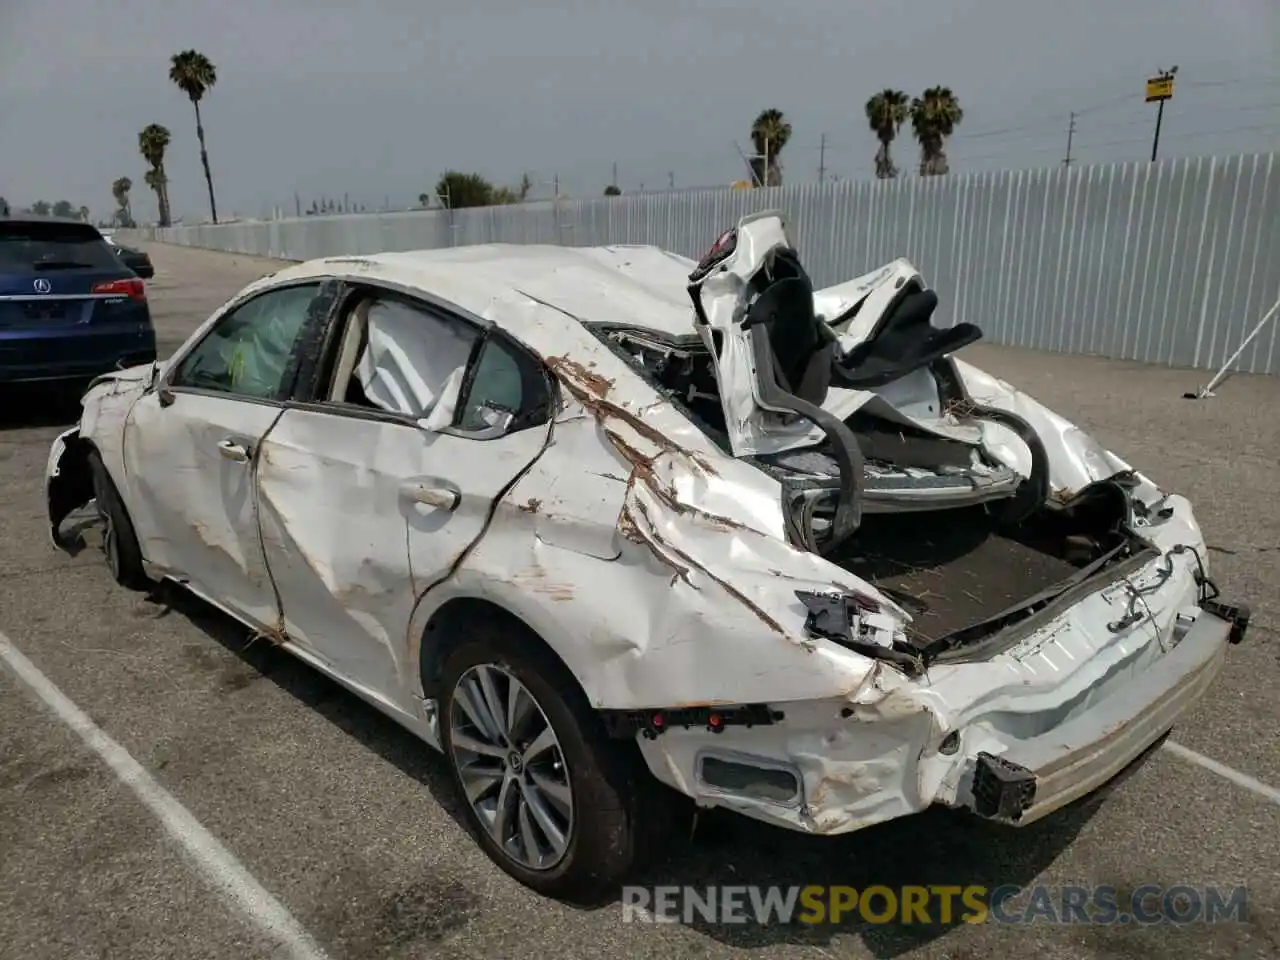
[745,277,816,335]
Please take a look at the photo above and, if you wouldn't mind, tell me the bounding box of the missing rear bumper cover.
[599,704,781,739]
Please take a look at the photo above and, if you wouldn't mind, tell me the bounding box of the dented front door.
[254,409,551,708]
[124,390,282,628]
[124,279,336,631]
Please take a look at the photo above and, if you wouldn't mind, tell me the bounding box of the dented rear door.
[253,311,554,707]
[254,405,551,706]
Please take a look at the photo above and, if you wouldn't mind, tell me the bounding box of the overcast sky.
[2,0,1277,222]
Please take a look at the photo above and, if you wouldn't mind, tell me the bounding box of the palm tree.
[865,89,910,179]
[169,49,219,223]
[143,170,168,225]
[910,87,964,176]
[749,108,792,187]
[111,177,134,227]
[138,123,173,226]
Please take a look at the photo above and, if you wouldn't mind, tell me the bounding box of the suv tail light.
[92,278,147,302]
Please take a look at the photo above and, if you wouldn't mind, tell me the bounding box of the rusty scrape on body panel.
[625,487,794,641]
[543,349,825,647]
[544,354,717,475]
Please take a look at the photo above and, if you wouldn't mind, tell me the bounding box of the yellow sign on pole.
[1145,75,1174,103]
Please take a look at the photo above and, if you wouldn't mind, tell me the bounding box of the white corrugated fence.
[125,153,1280,374]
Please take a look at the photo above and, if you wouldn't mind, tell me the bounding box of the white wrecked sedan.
[46,212,1250,899]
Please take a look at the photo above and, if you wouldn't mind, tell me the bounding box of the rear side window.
[0,222,121,272]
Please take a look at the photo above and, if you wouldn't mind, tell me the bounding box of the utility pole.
[818,133,827,182]
[668,171,675,189]
[612,161,618,188]
[1147,65,1178,162]
[553,173,559,198]
[733,141,760,186]
[1062,112,1076,166]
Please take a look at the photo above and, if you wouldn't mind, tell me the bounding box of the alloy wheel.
[448,663,575,871]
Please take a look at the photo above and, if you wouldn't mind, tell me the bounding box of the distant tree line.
[306,197,369,216]
[425,172,535,209]
[1,198,92,221]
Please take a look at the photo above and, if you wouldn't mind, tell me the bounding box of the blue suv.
[1,215,157,385]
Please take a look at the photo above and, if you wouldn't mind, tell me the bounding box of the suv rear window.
[0,221,122,272]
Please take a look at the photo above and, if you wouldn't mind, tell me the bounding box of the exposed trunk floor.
[831,509,1081,642]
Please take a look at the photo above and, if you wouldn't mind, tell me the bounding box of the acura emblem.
[33,278,51,294]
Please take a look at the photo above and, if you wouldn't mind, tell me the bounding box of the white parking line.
[0,631,330,960]
[1165,740,1280,806]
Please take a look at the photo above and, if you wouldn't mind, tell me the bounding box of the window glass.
[171,283,321,399]
[351,298,477,418]
[457,338,529,432]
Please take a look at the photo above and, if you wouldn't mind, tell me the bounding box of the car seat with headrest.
[832,280,982,390]
[736,247,865,553]
[742,249,838,408]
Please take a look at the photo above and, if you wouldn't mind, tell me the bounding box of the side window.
[457,334,553,434]
[319,289,552,437]
[331,296,480,419]
[170,283,322,399]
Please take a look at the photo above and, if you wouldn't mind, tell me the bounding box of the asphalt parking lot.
[2,241,1278,960]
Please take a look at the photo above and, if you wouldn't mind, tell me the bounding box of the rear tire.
[439,618,675,901]
[87,450,151,591]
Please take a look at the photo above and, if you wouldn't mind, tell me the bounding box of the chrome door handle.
[217,439,250,463]
[401,482,460,511]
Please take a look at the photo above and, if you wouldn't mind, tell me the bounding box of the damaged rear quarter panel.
[410,310,903,710]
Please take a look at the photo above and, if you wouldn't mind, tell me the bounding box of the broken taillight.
[92,278,147,302]
[688,227,738,283]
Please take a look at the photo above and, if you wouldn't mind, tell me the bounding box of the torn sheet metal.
[415,392,889,710]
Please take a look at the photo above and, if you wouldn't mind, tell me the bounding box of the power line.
[1181,75,1280,90]
[934,102,1280,155]
[958,119,1279,164]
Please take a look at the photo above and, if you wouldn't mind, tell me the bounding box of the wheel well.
[418,597,587,703]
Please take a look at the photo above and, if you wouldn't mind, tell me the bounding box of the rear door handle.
[401,482,460,512]
[217,439,250,463]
